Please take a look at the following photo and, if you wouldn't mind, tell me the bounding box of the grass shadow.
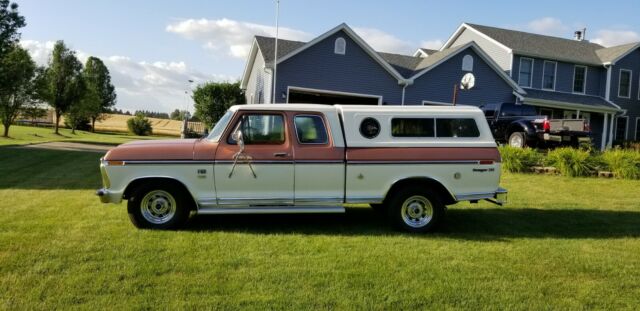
[185,207,640,240]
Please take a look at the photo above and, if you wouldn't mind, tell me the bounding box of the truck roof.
[233,103,483,114]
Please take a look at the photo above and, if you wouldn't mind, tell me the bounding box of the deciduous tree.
[83,56,116,132]
[0,44,35,137]
[40,41,84,134]
[192,81,245,128]
[0,0,25,57]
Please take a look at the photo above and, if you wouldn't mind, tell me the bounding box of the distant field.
[93,114,184,136]
[0,125,172,146]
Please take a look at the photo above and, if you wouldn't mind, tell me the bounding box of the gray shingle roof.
[466,23,608,65]
[255,35,306,65]
[418,48,438,55]
[522,89,619,111]
[377,52,423,78]
[596,42,640,64]
[414,44,468,72]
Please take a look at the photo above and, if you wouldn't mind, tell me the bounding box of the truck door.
[288,112,345,206]
[214,112,294,206]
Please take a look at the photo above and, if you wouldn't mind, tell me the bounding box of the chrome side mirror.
[232,130,244,152]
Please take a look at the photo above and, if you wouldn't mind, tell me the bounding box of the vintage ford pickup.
[97,104,507,232]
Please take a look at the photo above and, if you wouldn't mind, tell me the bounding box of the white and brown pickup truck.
[97,104,507,233]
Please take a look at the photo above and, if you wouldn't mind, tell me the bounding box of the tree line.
[0,0,116,137]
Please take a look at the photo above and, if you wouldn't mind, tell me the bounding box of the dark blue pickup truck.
[480,103,591,148]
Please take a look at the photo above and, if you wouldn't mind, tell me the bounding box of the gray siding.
[405,48,516,106]
[275,30,403,104]
[450,28,512,73]
[610,49,640,140]
[245,50,268,104]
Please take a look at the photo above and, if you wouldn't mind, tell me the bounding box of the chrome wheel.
[400,195,434,228]
[140,190,177,225]
[509,134,524,148]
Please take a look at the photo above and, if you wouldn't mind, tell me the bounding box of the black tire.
[127,182,191,229]
[369,203,387,213]
[508,132,527,148]
[387,186,445,233]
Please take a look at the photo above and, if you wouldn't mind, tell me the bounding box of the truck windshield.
[207,110,234,142]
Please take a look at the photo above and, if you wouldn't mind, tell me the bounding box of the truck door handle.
[273,152,288,157]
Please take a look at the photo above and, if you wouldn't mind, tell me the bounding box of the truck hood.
[104,139,198,161]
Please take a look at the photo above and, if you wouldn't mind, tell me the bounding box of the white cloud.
[352,27,415,54]
[20,40,236,113]
[592,29,640,47]
[166,18,312,59]
[419,39,444,50]
[526,17,569,36]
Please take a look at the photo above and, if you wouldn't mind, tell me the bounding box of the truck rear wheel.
[508,132,527,148]
[127,183,191,229]
[388,187,445,233]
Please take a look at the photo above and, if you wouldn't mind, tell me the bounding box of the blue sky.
[17,0,640,112]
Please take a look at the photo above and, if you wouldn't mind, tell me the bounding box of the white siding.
[451,29,511,73]
[245,51,269,104]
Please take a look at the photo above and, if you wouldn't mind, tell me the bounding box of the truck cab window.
[229,114,285,144]
[294,115,328,144]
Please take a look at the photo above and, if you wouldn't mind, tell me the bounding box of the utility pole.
[272,0,280,104]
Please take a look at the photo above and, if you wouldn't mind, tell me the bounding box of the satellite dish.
[461,73,475,90]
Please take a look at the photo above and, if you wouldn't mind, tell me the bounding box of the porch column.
[601,113,608,151]
[607,114,615,148]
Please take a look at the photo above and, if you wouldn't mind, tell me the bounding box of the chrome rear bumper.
[455,187,508,205]
[96,188,123,204]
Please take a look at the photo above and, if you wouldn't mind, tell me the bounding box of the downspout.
[400,79,413,106]
[401,84,407,105]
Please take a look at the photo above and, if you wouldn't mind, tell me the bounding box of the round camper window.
[359,117,381,139]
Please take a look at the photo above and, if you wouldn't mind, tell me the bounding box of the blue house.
[241,23,523,109]
[443,23,640,149]
[241,23,639,150]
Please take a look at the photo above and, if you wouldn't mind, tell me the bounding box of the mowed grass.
[1,147,640,309]
[0,125,173,147]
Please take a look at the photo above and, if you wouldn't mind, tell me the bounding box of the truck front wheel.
[388,187,445,233]
[127,183,191,229]
[508,132,527,148]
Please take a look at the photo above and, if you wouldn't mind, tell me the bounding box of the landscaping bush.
[126,113,153,136]
[545,147,599,177]
[498,146,542,173]
[601,148,640,179]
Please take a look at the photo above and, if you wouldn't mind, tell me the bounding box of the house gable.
[275,29,405,104]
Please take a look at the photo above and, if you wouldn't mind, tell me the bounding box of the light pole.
[272,0,279,104]
[181,79,194,139]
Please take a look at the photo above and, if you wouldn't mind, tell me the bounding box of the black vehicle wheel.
[127,182,191,229]
[388,186,445,233]
[508,132,527,148]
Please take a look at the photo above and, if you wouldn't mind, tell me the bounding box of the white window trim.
[541,60,557,91]
[638,76,640,100]
[636,117,640,141]
[615,116,629,140]
[462,54,474,71]
[518,57,534,88]
[572,65,587,94]
[422,100,454,106]
[286,86,383,105]
[334,37,346,55]
[618,69,632,98]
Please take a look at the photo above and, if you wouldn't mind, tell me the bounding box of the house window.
[334,37,346,55]
[573,66,587,93]
[542,61,557,90]
[636,118,640,140]
[462,54,474,71]
[618,69,632,98]
[518,58,534,87]
[615,117,628,140]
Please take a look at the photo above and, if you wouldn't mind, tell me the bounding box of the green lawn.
[1,146,639,309]
[0,124,172,146]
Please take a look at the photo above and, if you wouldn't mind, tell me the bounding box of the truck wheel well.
[123,177,197,210]
[384,178,456,206]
